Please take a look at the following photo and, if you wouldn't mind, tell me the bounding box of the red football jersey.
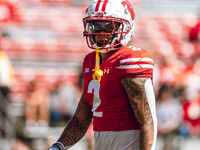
[83,45,154,131]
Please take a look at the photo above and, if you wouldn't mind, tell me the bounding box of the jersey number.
[87,80,102,117]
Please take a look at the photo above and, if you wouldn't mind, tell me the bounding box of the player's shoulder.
[120,45,152,59]
[118,45,154,65]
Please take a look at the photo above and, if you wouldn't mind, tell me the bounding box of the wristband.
[56,142,65,150]
[52,142,64,150]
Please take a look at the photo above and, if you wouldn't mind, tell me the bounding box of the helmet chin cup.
[83,0,135,51]
[96,45,123,54]
[93,43,111,53]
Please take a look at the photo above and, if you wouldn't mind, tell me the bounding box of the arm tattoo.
[58,93,93,146]
[121,77,154,150]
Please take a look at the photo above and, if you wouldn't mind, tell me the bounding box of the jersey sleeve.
[83,51,95,73]
[119,48,154,79]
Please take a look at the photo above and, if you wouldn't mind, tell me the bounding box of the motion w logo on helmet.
[121,0,135,20]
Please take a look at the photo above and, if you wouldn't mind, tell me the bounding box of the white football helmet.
[83,0,135,52]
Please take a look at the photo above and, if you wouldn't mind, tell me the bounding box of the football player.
[48,0,157,150]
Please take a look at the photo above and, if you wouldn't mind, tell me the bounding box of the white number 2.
[87,80,102,117]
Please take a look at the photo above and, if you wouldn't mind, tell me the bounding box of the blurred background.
[0,0,200,150]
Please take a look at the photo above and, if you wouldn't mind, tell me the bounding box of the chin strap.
[92,47,103,83]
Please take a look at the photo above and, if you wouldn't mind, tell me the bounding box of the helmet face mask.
[83,0,135,52]
[84,20,122,50]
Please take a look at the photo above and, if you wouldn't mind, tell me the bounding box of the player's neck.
[100,51,116,61]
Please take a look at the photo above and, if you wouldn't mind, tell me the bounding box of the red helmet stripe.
[95,0,102,11]
[102,0,109,11]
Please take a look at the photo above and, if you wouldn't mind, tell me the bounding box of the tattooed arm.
[121,77,157,150]
[49,92,93,150]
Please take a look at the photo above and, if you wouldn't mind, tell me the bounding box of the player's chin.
[96,41,112,47]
